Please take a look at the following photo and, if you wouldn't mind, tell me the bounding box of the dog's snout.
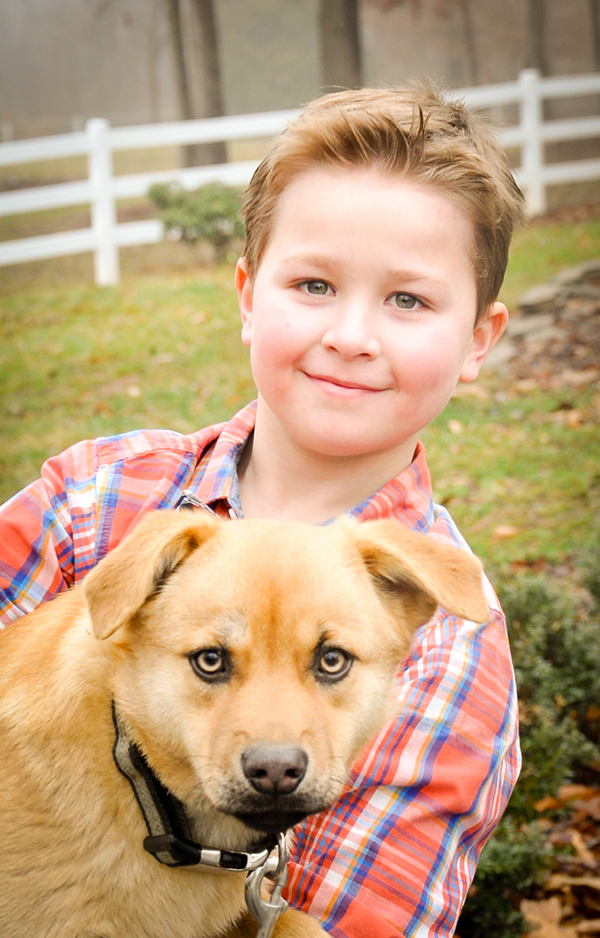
[241,745,308,796]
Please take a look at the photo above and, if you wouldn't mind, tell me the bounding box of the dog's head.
[83,511,489,838]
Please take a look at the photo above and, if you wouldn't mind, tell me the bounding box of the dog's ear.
[348,520,490,630]
[83,510,220,640]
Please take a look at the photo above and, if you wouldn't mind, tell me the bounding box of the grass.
[1,211,599,573]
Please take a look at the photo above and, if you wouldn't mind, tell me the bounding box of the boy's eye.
[299,280,332,296]
[390,292,421,310]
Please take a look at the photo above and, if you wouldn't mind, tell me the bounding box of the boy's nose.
[321,307,381,360]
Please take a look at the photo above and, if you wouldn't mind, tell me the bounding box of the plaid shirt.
[0,402,520,938]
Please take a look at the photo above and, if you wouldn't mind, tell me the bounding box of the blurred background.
[0,0,597,139]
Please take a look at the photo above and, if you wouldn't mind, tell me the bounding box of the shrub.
[148,182,244,263]
[457,548,600,938]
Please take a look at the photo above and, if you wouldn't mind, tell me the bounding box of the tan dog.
[0,511,489,938]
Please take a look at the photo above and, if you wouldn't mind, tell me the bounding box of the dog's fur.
[0,511,489,938]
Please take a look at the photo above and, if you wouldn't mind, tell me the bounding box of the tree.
[525,0,547,74]
[589,0,600,71]
[365,0,479,87]
[165,0,226,166]
[189,0,226,165]
[319,0,363,91]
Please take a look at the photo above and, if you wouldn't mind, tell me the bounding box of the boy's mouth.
[304,373,385,396]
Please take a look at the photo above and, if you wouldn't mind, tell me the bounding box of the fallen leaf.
[94,400,112,415]
[516,378,540,391]
[520,897,578,938]
[576,921,600,933]
[493,525,518,539]
[570,829,596,867]
[521,896,562,926]
[448,419,464,435]
[452,383,490,399]
[127,385,141,398]
[535,795,560,812]
[559,786,600,804]
[548,876,600,893]
[559,368,599,386]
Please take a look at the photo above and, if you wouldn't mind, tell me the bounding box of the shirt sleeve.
[284,604,520,938]
[0,440,98,626]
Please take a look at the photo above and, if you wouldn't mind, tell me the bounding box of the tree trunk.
[590,0,600,70]
[459,0,478,85]
[189,0,227,165]
[525,0,547,74]
[319,0,363,91]
[165,0,194,121]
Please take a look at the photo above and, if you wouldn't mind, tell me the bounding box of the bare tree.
[525,0,547,74]
[165,0,226,166]
[189,0,226,164]
[458,0,477,85]
[319,0,363,90]
[366,0,479,86]
[589,0,600,71]
[165,0,194,122]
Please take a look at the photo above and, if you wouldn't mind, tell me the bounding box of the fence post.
[87,118,120,286]
[519,68,546,216]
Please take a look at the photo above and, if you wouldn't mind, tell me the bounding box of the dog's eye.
[189,648,229,683]
[315,647,353,683]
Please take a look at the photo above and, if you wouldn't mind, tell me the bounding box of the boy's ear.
[235,256,254,348]
[459,301,509,384]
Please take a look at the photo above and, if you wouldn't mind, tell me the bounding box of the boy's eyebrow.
[281,252,450,289]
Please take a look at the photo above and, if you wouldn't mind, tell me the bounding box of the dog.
[0,510,489,937]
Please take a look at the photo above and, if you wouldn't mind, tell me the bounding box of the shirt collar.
[189,401,434,534]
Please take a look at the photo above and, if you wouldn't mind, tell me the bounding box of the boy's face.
[236,167,507,466]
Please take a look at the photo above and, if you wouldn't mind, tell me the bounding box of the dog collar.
[111,704,275,870]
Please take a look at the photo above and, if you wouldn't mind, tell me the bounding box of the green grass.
[1,213,599,572]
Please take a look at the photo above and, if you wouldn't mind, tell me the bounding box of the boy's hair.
[241,85,525,323]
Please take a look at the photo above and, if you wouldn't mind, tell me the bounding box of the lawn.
[1,212,599,575]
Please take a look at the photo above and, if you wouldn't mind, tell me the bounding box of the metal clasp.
[245,832,289,938]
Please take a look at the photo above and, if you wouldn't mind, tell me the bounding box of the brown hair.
[241,84,525,322]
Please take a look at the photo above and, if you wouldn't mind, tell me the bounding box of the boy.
[0,85,524,937]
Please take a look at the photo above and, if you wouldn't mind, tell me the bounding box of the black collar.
[111,704,274,870]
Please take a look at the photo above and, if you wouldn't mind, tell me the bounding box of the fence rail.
[1,68,600,286]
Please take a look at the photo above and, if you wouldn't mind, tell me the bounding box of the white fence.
[1,68,600,286]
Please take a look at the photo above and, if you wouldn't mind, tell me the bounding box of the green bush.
[457,548,600,938]
[148,181,244,262]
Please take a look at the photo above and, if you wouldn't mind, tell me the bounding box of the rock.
[519,282,561,315]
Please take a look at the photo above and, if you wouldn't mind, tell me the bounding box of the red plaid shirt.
[0,402,520,938]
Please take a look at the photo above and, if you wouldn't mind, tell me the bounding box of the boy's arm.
[285,604,520,938]
[0,440,97,626]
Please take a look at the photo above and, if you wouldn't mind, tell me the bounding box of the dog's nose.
[241,745,308,796]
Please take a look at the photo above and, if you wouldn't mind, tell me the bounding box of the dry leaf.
[452,383,491,399]
[520,897,578,938]
[516,378,540,391]
[448,419,464,435]
[535,796,560,812]
[576,920,600,933]
[559,368,599,386]
[559,786,600,803]
[570,830,596,867]
[522,896,562,926]
[548,876,600,892]
[493,525,518,539]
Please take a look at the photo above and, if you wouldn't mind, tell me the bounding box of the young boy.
[0,85,524,937]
